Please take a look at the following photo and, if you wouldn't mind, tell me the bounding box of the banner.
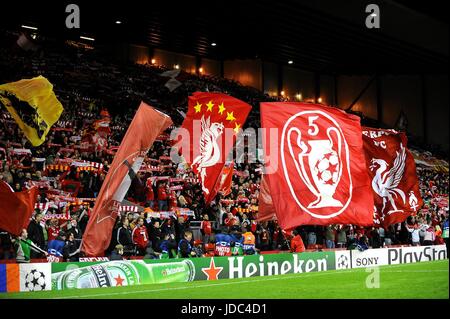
[1,246,446,293]
[49,252,334,290]
[179,92,251,204]
[260,102,374,230]
[81,102,172,257]
[362,128,423,227]
[0,181,38,236]
[334,245,447,270]
[0,76,64,146]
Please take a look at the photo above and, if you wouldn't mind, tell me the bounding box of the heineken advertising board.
[51,252,335,290]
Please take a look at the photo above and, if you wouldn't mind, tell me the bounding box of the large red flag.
[362,127,423,227]
[0,182,38,236]
[179,92,251,204]
[81,102,172,256]
[260,102,374,229]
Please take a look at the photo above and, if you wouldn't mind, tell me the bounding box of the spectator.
[307,227,317,246]
[423,222,436,246]
[290,230,306,253]
[325,225,336,249]
[117,217,134,255]
[132,217,149,255]
[26,212,46,258]
[242,227,256,255]
[200,214,212,245]
[336,225,347,248]
[157,182,169,211]
[67,218,82,241]
[14,229,46,263]
[178,230,196,258]
[47,232,67,258]
[110,244,124,260]
[63,232,80,262]
[159,232,177,258]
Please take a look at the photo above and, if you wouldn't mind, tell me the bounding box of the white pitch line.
[53,263,448,300]
[55,271,349,299]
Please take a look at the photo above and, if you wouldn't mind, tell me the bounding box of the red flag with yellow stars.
[179,92,251,204]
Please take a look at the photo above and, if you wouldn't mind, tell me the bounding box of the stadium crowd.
[0,30,449,263]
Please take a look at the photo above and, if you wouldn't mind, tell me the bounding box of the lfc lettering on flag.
[176,92,251,204]
[260,102,374,229]
[81,102,172,257]
[362,127,423,227]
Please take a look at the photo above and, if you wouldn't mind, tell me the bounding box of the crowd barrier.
[0,245,447,293]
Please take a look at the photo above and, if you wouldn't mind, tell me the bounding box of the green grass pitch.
[2,259,448,299]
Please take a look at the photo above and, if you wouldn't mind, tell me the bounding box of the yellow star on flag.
[218,102,226,115]
[206,101,214,112]
[233,123,241,134]
[194,102,202,113]
[226,111,236,122]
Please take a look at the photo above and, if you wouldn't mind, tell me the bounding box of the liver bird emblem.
[192,115,224,194]
[369,143,406,214]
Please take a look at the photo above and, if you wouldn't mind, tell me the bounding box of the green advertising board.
[51,252,335,290]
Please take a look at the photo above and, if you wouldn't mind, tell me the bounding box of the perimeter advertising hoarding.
[334,245,447,269]
[50,252,335,290]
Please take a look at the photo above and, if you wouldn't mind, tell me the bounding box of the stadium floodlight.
[115,20,122,24]
[288,60,293,64]
[80,36,95,41]
[21,25,38,30]
[211,42,217,46]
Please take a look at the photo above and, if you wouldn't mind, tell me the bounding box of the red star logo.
[317,170,323,180]
[325,178,335,185]
[114,274,125,286]
[328,163,338,174]
[201,258,223,280]
[324,152,333,160]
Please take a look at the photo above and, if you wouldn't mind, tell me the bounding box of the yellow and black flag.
[0,76,64,146]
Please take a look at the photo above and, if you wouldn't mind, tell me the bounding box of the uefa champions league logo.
[281,111,352,219]
[24,269,47,291]
[337,255,350,269]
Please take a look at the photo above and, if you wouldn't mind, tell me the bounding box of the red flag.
[362,127,423,227]
[179,92,251,204]
[81,102,172,256]
[218,162,234,197]
[256,174,277,222]
[260,102,374,229]
[0,182,38,236]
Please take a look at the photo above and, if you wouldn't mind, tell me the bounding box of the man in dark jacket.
[148,219,163,250]
[67,218,82,240]
[178,230,196,258]
[63,232,79,262]
[117,218,134,256]
[27,212,46,258]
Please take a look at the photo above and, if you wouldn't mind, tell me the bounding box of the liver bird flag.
[362,127,423,227]
[0,76,64,146]
[81,102,172,257]
[178,92,251,204]
[260,102,374,229]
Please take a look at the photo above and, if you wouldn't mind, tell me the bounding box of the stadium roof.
[2,0,448,75]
